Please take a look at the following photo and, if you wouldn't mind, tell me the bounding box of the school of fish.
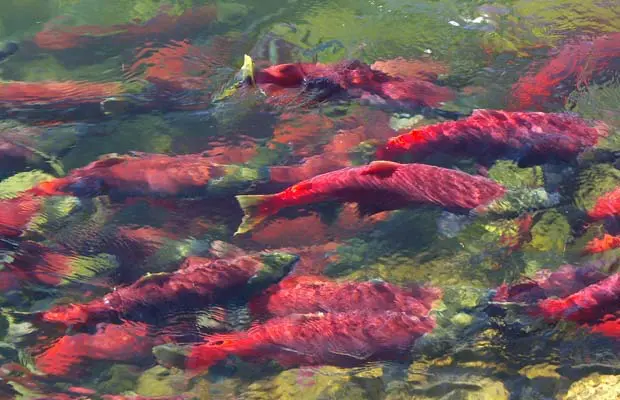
[0,3,619,399]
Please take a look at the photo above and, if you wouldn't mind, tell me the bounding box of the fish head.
[300,77,344,103]
[247,251,299,288]
[65,177,107,197]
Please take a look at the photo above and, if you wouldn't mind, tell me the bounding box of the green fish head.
[248,251,299,287]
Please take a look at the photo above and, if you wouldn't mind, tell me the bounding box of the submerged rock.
[561,373,620,400]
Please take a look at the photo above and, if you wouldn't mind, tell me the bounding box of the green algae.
[525,209,571,253]
[135,365,189,397]
[487,161,544,189]
[96,364,141,394]
[0,170,54,199]
[60,253,119,285]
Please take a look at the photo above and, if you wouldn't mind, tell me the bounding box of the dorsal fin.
[361,160,401,178]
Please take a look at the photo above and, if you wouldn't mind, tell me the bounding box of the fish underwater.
[249,275,441,319]
[510,32,620,111]
[493,265,620,338]
[587,186,620,220]
[0,240,117,287]
[34,321,167,377]
[234,160,558,234]
[186,310,436,372]
[251,58,456,112]
[32,5,217,51]
[584,233,620,254]
[11,152,268,201]
[376,109,610,167]
[39,249,298,327]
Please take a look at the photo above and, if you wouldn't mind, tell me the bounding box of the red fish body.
[25,152,254,200]
[0,193,43,237]
[536,273,620,324]
[377,109,608,167]
[234,160,507,234]
[493,266,620,338]
[41,252,297,327]
[493,264,610,304]
[5,241,83,286]
[254,59,454,109]
[510,33,620,111]
[588,187,620,220]
[35,322,163,377]
[249,275,441,318]
[0,81,123,108]
[186,311,435,371]
[583,233,620,254]
[33,6,217,51]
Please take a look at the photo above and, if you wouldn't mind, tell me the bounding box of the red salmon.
[234,160,508,234]
[377,109,608,167]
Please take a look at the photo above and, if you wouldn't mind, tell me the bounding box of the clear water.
[0,0,619,399]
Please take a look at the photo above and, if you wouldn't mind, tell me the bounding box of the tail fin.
[234,194,277,236]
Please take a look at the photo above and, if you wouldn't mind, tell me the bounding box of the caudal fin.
[234,194,276,236]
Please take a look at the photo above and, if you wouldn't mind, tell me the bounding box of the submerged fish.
[186,310,436,371]
[252,59,455,110]
[249,275,441,318]
[493,265,620,338]
[510,33,620,111]
[33,5,217,51]
[587,186,620,220]
[35,321,165,377]
[234,160,555,235]
[22,152,268,200]
[0,193,43,237]
[40,250,298,327]
[3,241,117,287]
[376,109,609,167]
[583,233,620,255]
[0,81,123,108]
[536,273,619,324]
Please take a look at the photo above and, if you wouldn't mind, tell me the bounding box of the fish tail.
[234,194,278,236]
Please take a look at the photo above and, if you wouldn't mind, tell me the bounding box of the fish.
[0,81,123,108]
[252,59,455,111]
[33,5,217,51]
[234,160,557,235]
[249,275,441,318]
[536,273,619,324]
[493,265,620,338]
[0,193,43,237]
[510,33,620,111]
[493,264,610,304]
[40,249,298,327]
[34,321,165,377]
[2,241,117,287]
[587,186,620,220]
[583,233,620,254]
[376,109,609,167]
[186,310,436,371]
[20,152,269,201]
